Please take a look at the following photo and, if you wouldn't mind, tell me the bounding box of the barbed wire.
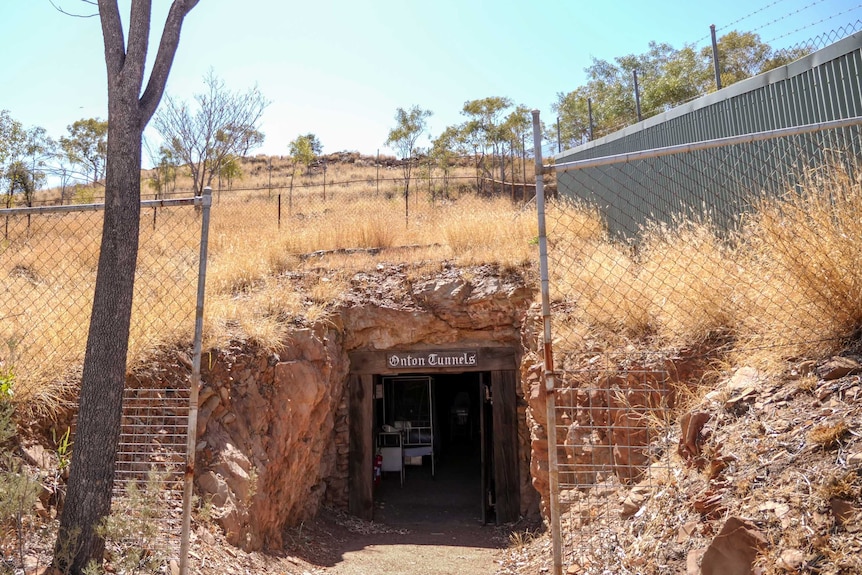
[748,0,829,34]
[693,0,846,49]
[767,4,862,42]
[700,0,791,40]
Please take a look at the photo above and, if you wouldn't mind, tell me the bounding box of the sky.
[1,0,859,165]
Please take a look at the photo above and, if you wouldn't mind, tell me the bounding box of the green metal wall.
[555,32,862,239]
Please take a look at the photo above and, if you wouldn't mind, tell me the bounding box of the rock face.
[191,265,537,551]
[520,326,714,517]
[196,326,349,550]
[341,265,532,350]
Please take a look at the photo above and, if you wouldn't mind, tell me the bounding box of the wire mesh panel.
[536,115,862,573]
[0,197,204,562]
[0,207,102,406]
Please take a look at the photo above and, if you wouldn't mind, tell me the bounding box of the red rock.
[678,521,699,543]
[693,490,726,519]
[816,356,862,380]
[678,411,711,466]
[700,517,767,575]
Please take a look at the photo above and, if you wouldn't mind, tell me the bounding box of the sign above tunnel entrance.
[348,346,515,374]
[386,350,478,370]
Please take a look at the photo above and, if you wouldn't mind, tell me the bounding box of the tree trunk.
[55,82,143,575]
[54,2,197,571]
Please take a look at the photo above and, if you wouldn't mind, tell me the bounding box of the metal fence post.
[179,187,212,575]
[556,117,562,153]
[532,110,562,575]
[711,24,722,90]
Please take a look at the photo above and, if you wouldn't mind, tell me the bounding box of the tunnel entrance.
[347,347,520,526]
[375,372,489,524]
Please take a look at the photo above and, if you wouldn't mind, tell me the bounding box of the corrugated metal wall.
[555,32,862,239]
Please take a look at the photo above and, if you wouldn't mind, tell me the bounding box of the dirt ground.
[291,452,506,574]
[277,449,530,575]
[285,509,509,575]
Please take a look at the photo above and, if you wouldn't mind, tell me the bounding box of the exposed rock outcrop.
[196,326,348,550]
[192,264,536,551]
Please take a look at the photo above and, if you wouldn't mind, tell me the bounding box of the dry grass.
[637,220,739,346]
[548,163,862,371]
[4,156,862,414]
[546,200,647,345]
[808,421,850,449]
[556,238,648,340]
[1,159,541,407]
[733,166,862,362]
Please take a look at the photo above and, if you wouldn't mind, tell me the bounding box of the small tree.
[302,132,323,156]
[430,125,463,199]
[154,69,268,196]
[60,118,109,185]
[219,154,243,191]
[145,144,179,199]
[23,126,53,197]
[501,105,531,186]
[1,116,52,208]
[385,105,432,215]
[0,111,23,167]
[5,161,35,207]
[288,134,317,175]
[460,97,513,194]
[0,111,26,204]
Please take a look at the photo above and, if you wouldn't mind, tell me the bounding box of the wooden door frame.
[348,373,374,520]
[491,369,520,524]
[347,346,520,523]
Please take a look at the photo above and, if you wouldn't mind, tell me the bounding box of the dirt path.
[285,457,514,575]
[317,520,506,575]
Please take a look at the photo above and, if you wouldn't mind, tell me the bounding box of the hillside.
[1,154,861,575]
[501,356,862,575]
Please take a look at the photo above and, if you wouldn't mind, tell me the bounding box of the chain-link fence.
[533,105,862,573]
[0,194,209,572]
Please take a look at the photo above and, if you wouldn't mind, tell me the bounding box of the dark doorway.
[373,372,494,524]
[348,349,520,525]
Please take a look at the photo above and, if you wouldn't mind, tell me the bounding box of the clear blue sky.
[1,0,858,163]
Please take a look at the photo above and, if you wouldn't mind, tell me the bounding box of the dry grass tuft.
[546,200,649,341]
[562,239,649,339]
[807,420,850,449]
[438,196,537,266]
[818,471,859,500]
[735,165,862,362]
[508,528,541,551]
[638,221,739,346]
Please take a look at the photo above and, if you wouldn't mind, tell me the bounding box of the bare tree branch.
[48,0,98,18]
[97,0,125,77]
[141,0,200,123]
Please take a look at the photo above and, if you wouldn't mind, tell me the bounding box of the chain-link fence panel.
[0,195,207,568]
[535,112,862,574]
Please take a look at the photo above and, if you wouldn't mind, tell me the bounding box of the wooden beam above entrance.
[348,346,517,375]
